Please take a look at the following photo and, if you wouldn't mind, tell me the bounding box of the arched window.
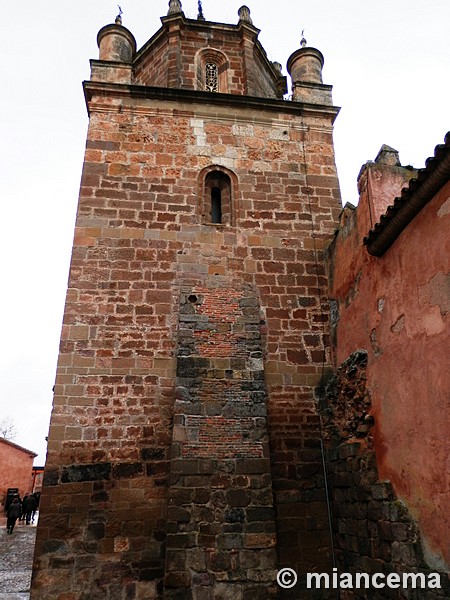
[201,169,234,226]
[195,49,229,93]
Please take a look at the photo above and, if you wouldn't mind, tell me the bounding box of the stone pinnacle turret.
[238,5,253,24]
[168,0,183,15]
[287,34,333,105]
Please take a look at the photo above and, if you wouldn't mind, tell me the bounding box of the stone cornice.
[83,80,340,122]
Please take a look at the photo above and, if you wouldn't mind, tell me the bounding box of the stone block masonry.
[32,88,342,598]
[33,10,450,599]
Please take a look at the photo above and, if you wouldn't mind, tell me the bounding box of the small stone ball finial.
[238,6,253,25]
[168,0,183,16]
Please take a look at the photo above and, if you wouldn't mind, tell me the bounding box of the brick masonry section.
[132,15,284,99]
[321,351,450,599]
[164,286,277,599]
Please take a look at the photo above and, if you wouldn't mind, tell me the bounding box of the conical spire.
[168,0,183,16]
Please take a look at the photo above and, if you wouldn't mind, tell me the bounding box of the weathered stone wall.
[321,351,450,599]
[32,81,341,598]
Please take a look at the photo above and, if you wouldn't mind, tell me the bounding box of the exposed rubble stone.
[321,351,450,599]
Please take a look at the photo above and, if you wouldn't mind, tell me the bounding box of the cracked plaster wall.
[328,173,450,570]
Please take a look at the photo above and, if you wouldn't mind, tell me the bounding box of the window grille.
[205,62,219,92]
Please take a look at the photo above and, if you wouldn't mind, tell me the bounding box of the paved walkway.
[0,516,37,600]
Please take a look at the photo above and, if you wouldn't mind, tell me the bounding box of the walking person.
[6,497,22,534]
[30,493,39,523]
[20,493,29,521]
[23,493,38,525]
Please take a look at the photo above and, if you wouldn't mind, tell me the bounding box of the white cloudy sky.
[1,0,448,464]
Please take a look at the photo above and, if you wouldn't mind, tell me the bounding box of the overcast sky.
[1,0,448,465]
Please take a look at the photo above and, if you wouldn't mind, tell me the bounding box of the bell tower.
[32,3,342,599]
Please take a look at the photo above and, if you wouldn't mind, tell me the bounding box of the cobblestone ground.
[0,516,37,600]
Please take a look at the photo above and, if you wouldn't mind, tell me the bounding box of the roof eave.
[0,437,38,457]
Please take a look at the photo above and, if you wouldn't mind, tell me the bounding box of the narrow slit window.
[211,187,222,223]
[205,62,219,92]
[202,169,233,226]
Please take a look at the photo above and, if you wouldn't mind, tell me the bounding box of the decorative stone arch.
[198,165,238,226]
[195,48,229,93]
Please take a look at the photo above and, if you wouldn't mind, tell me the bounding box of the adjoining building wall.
[321,351,450,599]
[0,438,37,507]
[328,148,450,573]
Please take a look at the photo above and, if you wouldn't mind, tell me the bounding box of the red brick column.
[164,285,278,599]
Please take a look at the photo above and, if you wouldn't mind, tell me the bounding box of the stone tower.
[32,4,342,599]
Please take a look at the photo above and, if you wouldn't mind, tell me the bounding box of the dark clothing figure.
[31,493,39,522]
[6,498,21,534]
[20,493,29,521]
[22,494,38,525]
